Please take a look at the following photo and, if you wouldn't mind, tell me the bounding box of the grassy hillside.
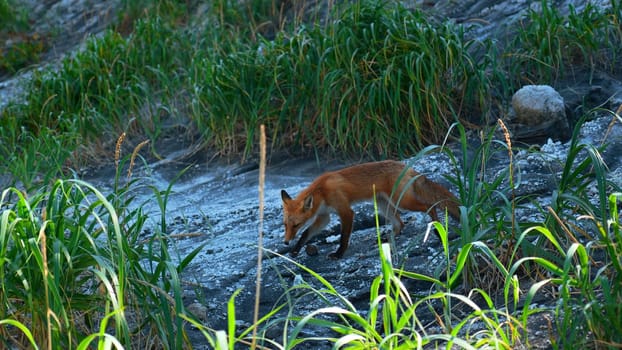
[1,0,620,189]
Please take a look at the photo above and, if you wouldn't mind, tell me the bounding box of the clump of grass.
[0,0,45,74]
[0,14,194,188]
[510,191,622,348]
[0,33,46,74]
[509,0,622,84]
[0,124,72,191]
[20,18,190,139]
[515,116,622,347]
[518,115,618,266]
[0,140,203,348]
[190,1,495,159]
[0,0,30,36]
[441,122,517,291]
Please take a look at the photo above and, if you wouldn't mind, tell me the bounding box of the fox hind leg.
[377,194,404,235]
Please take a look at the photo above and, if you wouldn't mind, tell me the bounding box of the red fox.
[280,160,460,259]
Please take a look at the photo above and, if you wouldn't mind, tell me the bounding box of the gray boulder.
[508,85,571,144]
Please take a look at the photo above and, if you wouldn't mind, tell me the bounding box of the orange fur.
[281,160,459,259]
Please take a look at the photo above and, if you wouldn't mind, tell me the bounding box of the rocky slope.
[2,1,622,348]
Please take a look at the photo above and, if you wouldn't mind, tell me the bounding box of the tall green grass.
[191,1,494,158]
[0,16,194,190]
[2,0,497,188]
[0,0,25,31]
[444,116,621,348]
[437,122,517,291]
[509,0,622,84]
[3,0,622,189]
[0,0,38,74]
[511,191,622,348]
[0,145,203,348]
[523,115,622,347]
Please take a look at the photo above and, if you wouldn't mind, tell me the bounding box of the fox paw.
[327,251,343,259]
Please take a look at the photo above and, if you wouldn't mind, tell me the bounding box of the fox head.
[280,189,315,245]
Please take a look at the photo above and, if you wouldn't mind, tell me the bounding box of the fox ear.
[303,195,313,211]
[281,190,292,202]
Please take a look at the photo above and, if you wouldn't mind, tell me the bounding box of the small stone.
[186,302,208,323]
[305,244,319,256]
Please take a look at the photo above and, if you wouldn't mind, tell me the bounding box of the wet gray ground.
[96,153,466,347]
[79,112,622,348]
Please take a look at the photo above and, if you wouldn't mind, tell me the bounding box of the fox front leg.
[291,213,330,257]
[328,207,354,259]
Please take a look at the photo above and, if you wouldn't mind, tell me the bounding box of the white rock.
[512,85,566,126]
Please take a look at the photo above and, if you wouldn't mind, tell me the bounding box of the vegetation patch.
[1,0,622,348]
[2,0,622,188]
[0,0,45,75]
[0,141,204,348]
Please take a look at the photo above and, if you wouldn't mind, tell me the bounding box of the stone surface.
[509,85,571,143]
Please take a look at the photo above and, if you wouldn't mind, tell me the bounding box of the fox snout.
[284,230,294,245]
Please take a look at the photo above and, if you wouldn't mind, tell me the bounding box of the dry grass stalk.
[127,140,149,181]
[498,119,516,238]
[251,124,267,349]
[115,132,126,171]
